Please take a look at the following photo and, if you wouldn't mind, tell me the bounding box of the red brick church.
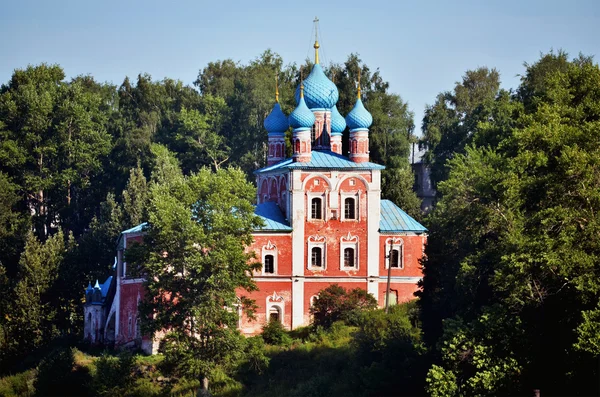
[83,37,427,353]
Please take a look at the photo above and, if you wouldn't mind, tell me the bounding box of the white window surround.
[307,192,327,221]
[385,237,404,269]
[340,232,359,270]
[266,291,285,324]
[262,241,278,275]
[307,235,326,270]
[340,191,360,221]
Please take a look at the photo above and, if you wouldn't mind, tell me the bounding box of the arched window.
[344,197,356,219]
[311,247,323,267]
[311,197,322,219]
[269,306,281,323]
[264,254,274,274]
[390,248,401,268]
[295,140,300,153]
[386,239,404,269]
[344,248,355,267]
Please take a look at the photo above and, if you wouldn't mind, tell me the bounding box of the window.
[311,247,323,267]
[262,241,277,275]
[344,197,356,219]
[340,233,359,270]
[344,248,355,267]
[311,197,322,219]
[269,306,281,323]
[385,238,404,269]
[390,247,401,268]
[264,254,274,274]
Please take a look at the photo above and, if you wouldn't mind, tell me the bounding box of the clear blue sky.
[2,0,599,133]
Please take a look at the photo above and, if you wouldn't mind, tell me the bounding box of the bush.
[92,352,135,396]
[0,370,35,397]
[34,347,87,397]
[261,320,292,347]
[310,284,377,328]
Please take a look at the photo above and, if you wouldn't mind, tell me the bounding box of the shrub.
[261,320,292,347]
[92,352,135,396]
[34,347,82,397]
[0,370,35,397]
[310,284,377,328]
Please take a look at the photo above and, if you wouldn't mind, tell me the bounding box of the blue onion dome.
[330,105,346,134]
[346,98,373,130]
[264,103,289,133]
[294,64,339,109]
[289,89,315,130]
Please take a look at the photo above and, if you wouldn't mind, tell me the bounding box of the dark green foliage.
[419,52,600,396]
[242,304,425,397]
[34,347,91,397]
[261,321,292,347]
[310,284,377,328]
[92,352,135,396]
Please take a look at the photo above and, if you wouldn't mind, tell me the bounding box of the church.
[83,36,427,353]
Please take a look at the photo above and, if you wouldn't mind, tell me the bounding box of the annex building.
[83,37,427,353]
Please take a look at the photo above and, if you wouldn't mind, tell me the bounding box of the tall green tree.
[137,167,262,391]
[421,67,501,189]
[420,53,600,395]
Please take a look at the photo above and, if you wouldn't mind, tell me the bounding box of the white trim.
[307,192,326,221]
[385,237,404,269]
[266,291,285,324]
[261,240,278,275]
[340,192,360,221]
[334,174,371,193]
[307,235,326,270]
[339,232,359,270]
[121,278,146,284]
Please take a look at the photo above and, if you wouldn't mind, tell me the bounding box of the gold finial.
[300,67,305,98]
[357,69,362,100]
[313,16,320,64]
[275,74,279,103]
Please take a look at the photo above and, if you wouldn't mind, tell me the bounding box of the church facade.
[83,39,427,352]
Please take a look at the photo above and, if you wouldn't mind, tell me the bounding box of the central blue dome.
[294,64,339,109]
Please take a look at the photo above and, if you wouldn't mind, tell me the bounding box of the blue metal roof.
[254,202,292,232]
[380,200,427,233]
[117,222,147,250]
[100,276,112,298]
[255,150,385,174]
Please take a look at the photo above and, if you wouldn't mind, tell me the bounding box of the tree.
[122,164,148,227]
[421,67,501,189]
[310,284,377,328]
[137,167,262,391]
[419,53,600,395]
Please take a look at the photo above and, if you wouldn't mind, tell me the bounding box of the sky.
[1,0,599,134]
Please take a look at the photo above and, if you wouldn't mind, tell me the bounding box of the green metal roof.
[255,150,385,174]
[254,202,292,232]
[380,200,427,233]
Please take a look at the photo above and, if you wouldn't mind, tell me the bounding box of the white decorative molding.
[341,232,358,243]
[267,291,284,303]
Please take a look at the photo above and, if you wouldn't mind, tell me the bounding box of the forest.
[0,48,599,396]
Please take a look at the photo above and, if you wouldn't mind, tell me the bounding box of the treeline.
[419,51,600,395]
[0,51,418,371]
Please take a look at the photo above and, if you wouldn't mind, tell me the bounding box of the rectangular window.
[344,197,356,219]
[311,197,322,219]
[264,255,274,273]
[344,248,355,267]
[311,247,323,267]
